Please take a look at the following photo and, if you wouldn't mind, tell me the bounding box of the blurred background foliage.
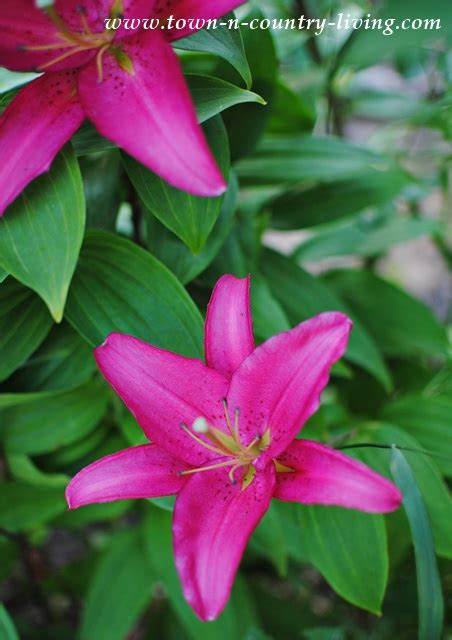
[0,0,451,638]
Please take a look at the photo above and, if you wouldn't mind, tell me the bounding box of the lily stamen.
[96,44,110,83]
[38,46,87,71]
[234,408,240,442]
[79,11,95,37]
[222,398,235,438]
[24,41,77,52]
[180,459,237,477]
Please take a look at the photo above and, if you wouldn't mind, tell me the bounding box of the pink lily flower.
[66,274,402,621]
[0,0,245,216]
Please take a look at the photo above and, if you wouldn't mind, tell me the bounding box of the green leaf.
[6,453,69,488]
[0,482,65,532]
[0,144,85,322]
[324,270,449,357]
[259,250,391,389]
[0,267,8,283]
[80,529,154,640]
[187,75,265,124]
[357,423,452,558]
[118,413,148,447]
[0,68,38,94]
[296,505,388,614]
[268,80,315,134]
[81,151,122,231]
[250,275,291,341]
[0,389,57,409]
[236,136,400,186]
[222,10,278,160]
[350,89,424,122]
[251,503,288,576]
[303,629,345,640]
[41,423,110,469]
[72,122,116,156]
[177,14,252,88]
[382,394,452,477]
[268,170,411,230]
[0,605,19,640]
[0,540,18,585]
[0,278,52,382]
[124,116,230,253]
[294,213,440,261]
[65,230,204,357]
[390,447,444,640]
[148,495,176,512]
[6,322,95,392]
[57,500,132,528]
[145,171,238,284]
[3,380,108,455]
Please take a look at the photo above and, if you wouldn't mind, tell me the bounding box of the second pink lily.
[66,274,402,621]
[0,0,245,216]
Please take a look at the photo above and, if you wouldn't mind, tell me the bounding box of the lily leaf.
[3,380,109,456]
[80,529,155,640]
[357,423,452,559]
[0,144,85,322]
[6,454,69,488]
[176,14,252,88]
[65,230,204,357]
[0,605,19,640]
[390,447,444,640]
[260,250,391,390]
[186,75,265,124]
[297,505,388,614]
[124,116,230,254]
[6,323,96,393]
[324,269,449,358]
[0,482,66,532]
[0,278,52,382]
[144,171,238,284]
[382,394,452,477]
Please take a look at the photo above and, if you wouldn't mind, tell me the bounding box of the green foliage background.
[0,0,451,638]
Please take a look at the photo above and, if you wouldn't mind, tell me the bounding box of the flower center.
[23,5,131,81]
[179,400,271,490]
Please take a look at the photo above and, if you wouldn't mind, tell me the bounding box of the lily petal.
[0,0,94,71]
[154,0,246,41]
[173,464,275,621]
[0,72,84,216]
[66,444,187,509]
[77,29,226,196]
[227,312,353,461]
[205,275,254,379]
[94,333,229,466]
[274,439,402,513]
